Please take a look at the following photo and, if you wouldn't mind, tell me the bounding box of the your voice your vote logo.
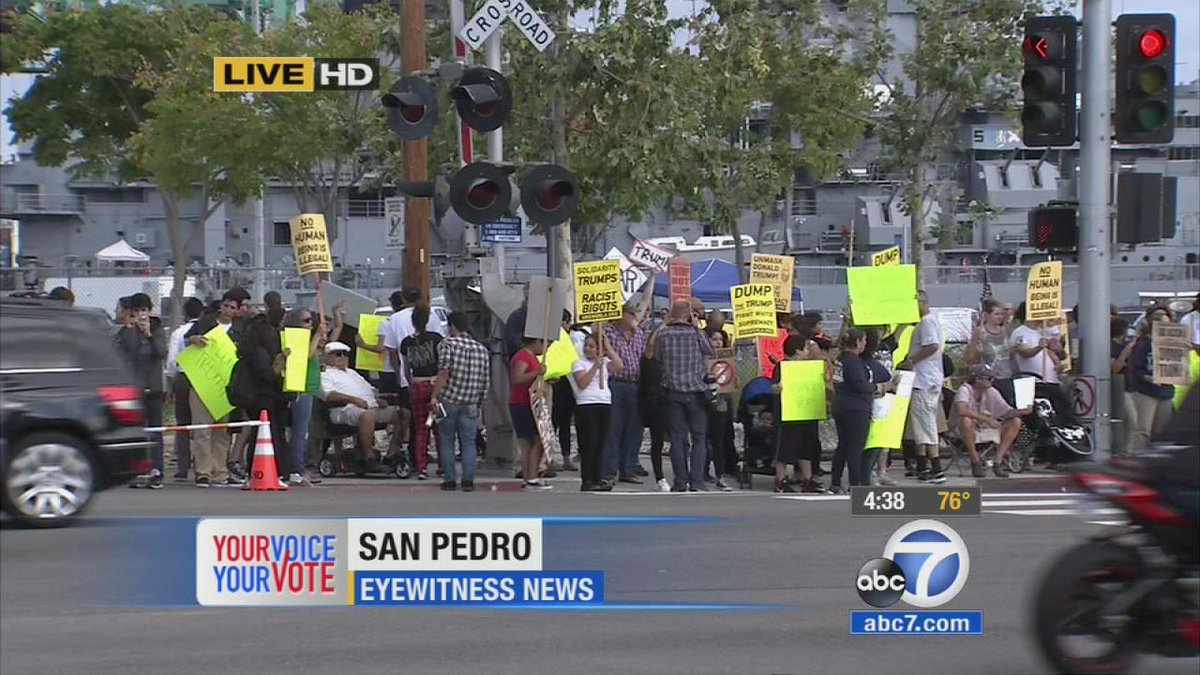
[856,520,970,609]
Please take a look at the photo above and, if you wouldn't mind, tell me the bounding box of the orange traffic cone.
[243,410,287,491]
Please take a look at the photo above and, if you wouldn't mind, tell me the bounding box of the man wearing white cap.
[320,341,410,469]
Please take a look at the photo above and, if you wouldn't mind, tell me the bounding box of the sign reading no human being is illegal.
[1024,260,1062,322]
[289,213,333,276]
[573,260,623,324]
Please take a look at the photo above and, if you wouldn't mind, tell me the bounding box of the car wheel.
[1,432,96,528]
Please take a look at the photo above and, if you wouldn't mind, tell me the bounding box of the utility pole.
[1079,0,1113,458]
[401,0,432,302]
[485,32,506,282]
[548,5,571,280]
[251,0,266,304]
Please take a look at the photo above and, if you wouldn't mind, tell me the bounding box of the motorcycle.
[1033,450,1200,674]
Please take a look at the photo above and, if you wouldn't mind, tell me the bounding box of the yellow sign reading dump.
[872,246,901,267]
[749,253,795,313]
[730,284,777,339]
[574,260,624,323]
[1025,261,1062,321]
[290,214,334,276]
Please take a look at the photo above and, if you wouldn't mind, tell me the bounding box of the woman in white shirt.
[570,332,624,492]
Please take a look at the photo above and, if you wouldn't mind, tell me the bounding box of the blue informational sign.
[481,216,523,244]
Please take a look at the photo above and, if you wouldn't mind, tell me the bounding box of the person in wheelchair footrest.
[320,341,411,470]
[951,364,1033,478]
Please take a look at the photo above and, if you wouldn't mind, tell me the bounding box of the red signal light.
[1138,29,1167,58]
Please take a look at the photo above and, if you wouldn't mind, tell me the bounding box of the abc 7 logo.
[856,520,970,608]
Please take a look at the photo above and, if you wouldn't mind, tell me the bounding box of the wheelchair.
[313,396,413,479]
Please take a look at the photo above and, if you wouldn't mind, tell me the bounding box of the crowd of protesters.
[65,281,1200,493]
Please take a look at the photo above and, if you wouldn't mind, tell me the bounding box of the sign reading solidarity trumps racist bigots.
[1025,261,1062,322]
[573,260,623,323]
[730,284,777,339]
[749,253,795,313]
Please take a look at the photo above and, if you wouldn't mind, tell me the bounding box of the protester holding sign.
[704,330,736,491]
[771,331,825,494]
[1010,301,1065,383]
[510,337,551,491]
[1127,306,1176,453]
[570,332,625,492]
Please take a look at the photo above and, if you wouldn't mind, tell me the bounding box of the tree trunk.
[162,191,187,331]
[909,165,927,289]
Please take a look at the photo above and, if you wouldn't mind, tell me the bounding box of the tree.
[679,0,875,277]
[257,3,403,244]
[859,0,1043,279]
[2,4,274,324]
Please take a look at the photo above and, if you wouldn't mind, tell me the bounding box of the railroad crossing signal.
[1020,16,1078,147]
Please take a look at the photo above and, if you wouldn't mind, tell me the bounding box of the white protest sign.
[385,197,404,250]
[524,276,569,341]
[604,247,647,302]
[628,238,675,273]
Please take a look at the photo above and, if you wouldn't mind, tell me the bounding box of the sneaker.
[715,478,734,492]
[461,481,475,492]
[172,473,188,482]
[774,480,797,493]
[196,477,211,488]
[417,471,428,481]
[148,474,164,490]
[288,472,305,485]
[931,468,947,480]
[827,485,846,495]
[223,477,243,486]
[656,478,671,492]
[228,465,246,482]
[593,480,613,492]
[277,478,288,488]
[634,466,649,477]
[876,474,897,486]
[522,480,553,491]
[918,471,947,484]
[441,481,456,491]
[689,483,709,492]
[971,461,986,478]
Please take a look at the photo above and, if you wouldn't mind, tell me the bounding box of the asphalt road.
[2,478,1196,675]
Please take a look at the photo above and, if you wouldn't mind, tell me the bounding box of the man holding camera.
[114,293,168,489]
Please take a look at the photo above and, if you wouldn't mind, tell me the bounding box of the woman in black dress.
[772,333,826,493]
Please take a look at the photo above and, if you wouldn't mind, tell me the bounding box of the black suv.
[1,298,152,526]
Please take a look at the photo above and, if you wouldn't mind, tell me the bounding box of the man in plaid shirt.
[655,300,715,491]
[601,286,655,484]
[431,312,491,491]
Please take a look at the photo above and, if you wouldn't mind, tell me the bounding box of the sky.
[2,0,1198,163]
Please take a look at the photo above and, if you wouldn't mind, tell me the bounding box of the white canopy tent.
[95,239,150,263]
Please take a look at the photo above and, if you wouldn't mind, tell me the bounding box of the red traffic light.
[1138,29,1167,58]
[1022,35,1053,61]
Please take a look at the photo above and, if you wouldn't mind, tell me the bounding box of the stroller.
[1004,375,1093,472]
[737,377,779,478]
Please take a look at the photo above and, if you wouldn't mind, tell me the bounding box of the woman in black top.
[236,315,291,481]
[830,328,875,492]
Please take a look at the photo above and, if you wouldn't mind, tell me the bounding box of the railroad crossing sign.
[459,0,555,52]
[1069,375,1096,419]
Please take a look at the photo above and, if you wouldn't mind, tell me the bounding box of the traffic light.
[451,67,511,133]
[1116,173,1177,243]
[1020,16,1078,147]
[1115,14,1175,144]
[382,75,438,140]
[1028,204,1077,251]
[448,162,518,225]
[519,164,579,227]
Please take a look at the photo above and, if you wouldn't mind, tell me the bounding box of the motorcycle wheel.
[1034,541,1143,675]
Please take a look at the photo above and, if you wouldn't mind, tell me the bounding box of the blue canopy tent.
[651,259,803,308]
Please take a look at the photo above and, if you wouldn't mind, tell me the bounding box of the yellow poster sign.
[356,314,386,372]
[871,246,901,267]
[847,265,920,325]
[574,260,624,323]
[730,284,777,339]
[749,253,795,313]
[780,360,827,421]
[175,326,239,420]
[281,328,310,393]
[542,328,579,381]
[289,213,334,276]
[1025,260,1062,321]
[866,371,915,449]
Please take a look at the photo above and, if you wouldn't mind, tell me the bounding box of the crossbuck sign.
[459,0,554,52]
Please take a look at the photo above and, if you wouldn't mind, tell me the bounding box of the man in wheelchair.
[952,364,1032,478]
[319,341,411,471]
